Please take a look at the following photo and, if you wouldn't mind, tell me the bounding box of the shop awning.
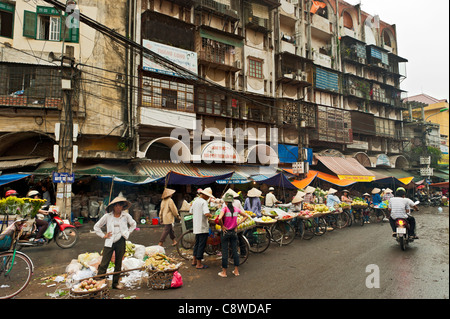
[235,165,278,182]
[256,172,298,190]
[433,170,449,181]
[316,156,375,182]
[96,175,165,185]
[368,168,416,185]
[430,181,449,188]
[162,171,235,186]
[0,174,30,187]
[0,156,48,170]
[195,165,249,184]
[135,161,200,179]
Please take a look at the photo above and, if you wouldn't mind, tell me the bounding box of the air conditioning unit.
[234,60,241,69]
[299,71,308,81]
[284,73,294,79]
[358,57,365,64]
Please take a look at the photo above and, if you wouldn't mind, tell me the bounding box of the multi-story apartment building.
[135,0,409,171]
[1,0,411,197]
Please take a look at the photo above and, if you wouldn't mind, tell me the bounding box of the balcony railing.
[195,0,239,20]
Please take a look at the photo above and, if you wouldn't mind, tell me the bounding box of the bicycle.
[298,215,328,240]
[323,211,350,230]
[176,229,250,265]
[0,219,34,299]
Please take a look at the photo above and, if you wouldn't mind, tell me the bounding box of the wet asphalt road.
[15,206,449,299]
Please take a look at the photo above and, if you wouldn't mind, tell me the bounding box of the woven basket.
[147,267,178,290]
[69,285,110,299]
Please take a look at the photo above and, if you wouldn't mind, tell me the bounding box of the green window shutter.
[62,14,79,43]
[23,10,37,38]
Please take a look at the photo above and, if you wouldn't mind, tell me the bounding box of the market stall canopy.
[0,174,30,187]
[430,181,449,188]
[96,175,165,185]
[287,169,357,188]
[291,170,318,189]
[162,171,234,186]
[368,168,416,185]
[255,172,298,190]
[195,165,248,184]
[235,165,278,182]
[433,169,449,181]
[315,156,375,182]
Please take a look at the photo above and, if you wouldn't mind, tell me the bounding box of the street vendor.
[362,193,372,224]
[382,188,394,201]
[158,188,180,247]
[340,190,352,203]
[265,187,281,207]
[326,188,340,209]
[289,191,305,212]
[244,188,262,217]
[26,190,49,244]
[371,188,382,206]
[190,187,214,269]
[94,195,136,290]
[303,186,316,204]
[222,189,244,212]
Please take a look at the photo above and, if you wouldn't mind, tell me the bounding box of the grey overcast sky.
[345,0,450,101]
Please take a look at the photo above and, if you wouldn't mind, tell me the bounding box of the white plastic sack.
[133,244,146,260]
[72,268,96,282]
[145,245,165,257]
[65,259,82,275]
[122,257,144,271]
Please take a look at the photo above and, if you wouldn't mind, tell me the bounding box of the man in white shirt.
[265,187,281,207]
[388,187,419,239]
[190,188,214,269]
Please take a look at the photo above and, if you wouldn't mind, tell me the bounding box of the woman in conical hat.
[158,188,180,247]
[94,195,136,290]
[244,188,262,217]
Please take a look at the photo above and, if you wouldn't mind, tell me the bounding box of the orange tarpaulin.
[310,0,326,14]
[286,169,357,189]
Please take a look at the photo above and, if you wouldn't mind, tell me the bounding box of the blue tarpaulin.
[278,145,313,165]
[161,171,235,186]
[255,172,298,189]
[0,174,30,187]
[96,175,165,186]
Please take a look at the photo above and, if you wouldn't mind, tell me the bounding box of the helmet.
[396,187,406,193]
[5,190,18,197]
[27,190,40,197]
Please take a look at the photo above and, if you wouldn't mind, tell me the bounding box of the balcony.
[245,15,271,33]
[197,50,241,72]
[312,50,332,69]
[0,95,62,109]
[311,14,332,40]
[194,0,239,20]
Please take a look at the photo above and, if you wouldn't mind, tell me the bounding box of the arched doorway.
[139,137,191,162]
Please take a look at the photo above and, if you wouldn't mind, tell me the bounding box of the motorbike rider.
[27,190,49,243]
[388,187,419,239]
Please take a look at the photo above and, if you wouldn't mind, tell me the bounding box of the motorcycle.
[18,211,79,249]
[430,195,442,207]
[394,201,419,251]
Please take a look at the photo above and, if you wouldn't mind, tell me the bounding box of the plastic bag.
[145,245,165,257]
[171,271,183,288]
[122,257,144,270]
[134,244,146,260]
[43,222,56,239]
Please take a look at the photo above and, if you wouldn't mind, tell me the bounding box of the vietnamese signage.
[142,40,197,77]
[201,141,238,163]
[52,172,75,183]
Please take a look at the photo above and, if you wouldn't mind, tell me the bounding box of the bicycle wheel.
[176,230,196,260]
[235,234,250,265]
[0,251,33,299]
[335,212,349,229]
[245,227,270,253]
[345,211,353,227]
[301,219,315,240]
[271,222,295,245]
[314,217,327,236]
[324,215,335,232]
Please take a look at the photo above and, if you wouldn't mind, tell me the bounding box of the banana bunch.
[144,253,178,271]
[124,241,136,257]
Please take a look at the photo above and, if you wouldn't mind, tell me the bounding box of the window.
[197,88,229,116]
[248,58,263,79]
[343,11,353,30]
[0,2,14,38]
[8,67,36,95]
[23,6,79,43]
[141,76,194,112]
